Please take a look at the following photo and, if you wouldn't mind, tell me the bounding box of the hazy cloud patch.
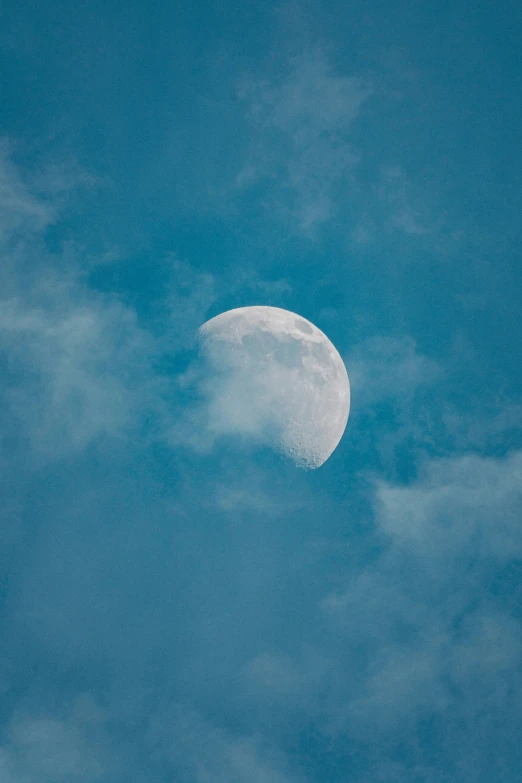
[148,706,305,783]
[376,449,522,559]
[236,47,371,234]
[0,697,113,783]
[0,284,162,457]
[347,335,442,408]
[0,139,56,241]
[322,448,522,762]
[344,335,444,474]
[242,647,331,703]
[377,165,432,236]
[0,138,93,245]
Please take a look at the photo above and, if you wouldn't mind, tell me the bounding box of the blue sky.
[1,1,522,780]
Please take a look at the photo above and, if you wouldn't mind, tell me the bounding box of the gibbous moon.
[197,306,350,469]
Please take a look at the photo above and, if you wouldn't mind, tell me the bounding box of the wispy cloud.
[376,449,522,559]
[344,335,444,473]
[0,138,94,246]
[0,145,219,459]
[321,448,522,770]
[0,699,303,783]
[346,332,522,481]
[0,280,165,458]
[236,47,371,235]
[351,164,439,245]
[0,213,294,467]
[148,706,305,783]
[242,647,331,703]
[0,139,56,241]
[210,465,305,516]
[0,697,113,782]
[347,335,442,408]
[0,142,154,457]
[377,165,432,236]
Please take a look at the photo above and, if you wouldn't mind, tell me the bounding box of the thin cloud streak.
[236,47,371,234]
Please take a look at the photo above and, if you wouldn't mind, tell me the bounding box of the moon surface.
[197,306,350,469]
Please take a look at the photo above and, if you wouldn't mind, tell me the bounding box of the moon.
[197,306,350,469]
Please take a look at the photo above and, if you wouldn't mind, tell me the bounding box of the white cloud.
[0,145,234,460]
[0,138,94,246]
[149,707,305,783]
[0,283,162,457]
[0,143,303,467]
[322,448,522,744]
[347,632,451,729]
[0,141,163,458]
[449,612,522,691]
[442,400,522,452]
[0,697,112,783]
[346,335,441,408]
[236,47,371,234]
[242,648,331,702]
[0,139,56,241]
[376,449,522,560]
[344,335,444,469]
[346,333,522,471]
[377,165,431,236]
[210,466,305,516]
[0,138,302,461]
[164,258,221,351]
[1,698,305,783]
